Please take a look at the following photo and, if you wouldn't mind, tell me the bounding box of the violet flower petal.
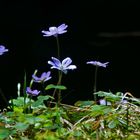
[42,23,68,37]
[62,57,72,67]
[0,45,8,55]
[51,57,61,67]
[87,61,109,68]
[48,57,77,74]
[26,87,40,96]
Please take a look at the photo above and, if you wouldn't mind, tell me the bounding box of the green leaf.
[45,84,67,90]
[73,130,82,137]
[91,105,110,117]
[95,91,121,102]
[0,128,10,139]
[25,115,38,125]
[9,97,31,107]
[14,122,29,132]
[13,106,24,113]
[108,120,118,129]
[74,100,94,107]
[37,95,51,100]
[32,100,43,107]
[32,95,53,107]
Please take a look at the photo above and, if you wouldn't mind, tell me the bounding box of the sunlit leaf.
[13,106,23,113]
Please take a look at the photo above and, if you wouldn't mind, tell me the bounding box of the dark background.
[0,1,140,108]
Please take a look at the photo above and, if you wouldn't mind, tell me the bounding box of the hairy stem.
[56,36,60,59]
[93,66,98,102]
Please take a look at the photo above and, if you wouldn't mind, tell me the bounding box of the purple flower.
[26,87,40,96]
[0,45,8,55]
[42,23,68,37]
[87,61,109,68]
[32,71,52,83]
[48,57,77,74]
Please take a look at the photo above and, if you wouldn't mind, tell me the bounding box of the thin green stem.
[55,36,61,82]
[93,66,98,102]
[23,70,27,109]
[29,69,38,88]
[57,72,63,105]
[126,104,129,136]
[49,71,67,107]
[0,88,12,110]
[28,95,32,113]
[55,36,63,105]
[52,71,63,105]
[94,66,100,140]
[56,36,60,59]
[41,82,46,95]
